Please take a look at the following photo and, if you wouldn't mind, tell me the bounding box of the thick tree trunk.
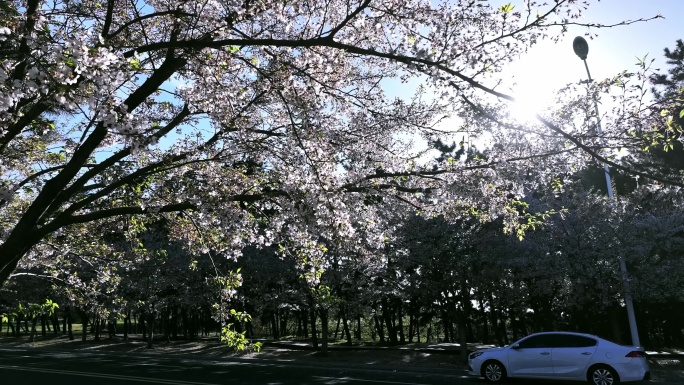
[93,315,101,341]
[408,306,415,343]
[302,310,308,338]
[124,310,129,341]
[141,313,147,340]
[342,310,352,345]
[0,241,35,288]
[396,301,405,344]
[334,313,341,339]
[52,313,60,334]
[382,298,397,343]
[64,306,73,340]
[182,309,188,339]
[15,313,22,335]
[296,312,303,337]
[374,314,384,342]
[310,308,318,349]
[479,297,490,344]
[81,311,88,342]
[270,312,279,339]
[171,307,178,339]
[29,317,38,342]
[279,310,287,338]
[6,316,16,336]
[356,315,362,341]
[319,308,329,355]
[440,307,451,342]
[459,273,471,362]
[147,312,154,349]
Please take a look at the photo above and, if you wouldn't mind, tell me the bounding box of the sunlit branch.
[534,114,684,188]
[323,0,372,38]
[8,272,67,283]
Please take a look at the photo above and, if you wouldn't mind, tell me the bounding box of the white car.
[468,331,649,384]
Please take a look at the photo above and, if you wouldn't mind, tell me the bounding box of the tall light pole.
[572,36,641,347]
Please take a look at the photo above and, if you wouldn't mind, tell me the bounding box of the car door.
[507,334,554,377]
[551,334,598,378]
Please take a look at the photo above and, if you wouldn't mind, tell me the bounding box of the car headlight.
[469,351,484,359]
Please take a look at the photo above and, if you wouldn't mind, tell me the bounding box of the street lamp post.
[572,36,641,347]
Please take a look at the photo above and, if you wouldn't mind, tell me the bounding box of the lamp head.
[573,36,589,60]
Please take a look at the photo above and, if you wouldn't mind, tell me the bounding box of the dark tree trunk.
[64,306,73,340]
[52,313,60,334]
[459,273,471,362]
[310,308,318,349]
[302,310,308,338]
[342,310,352,345]
[319,308,329,355]
[15,313,22,335]
[124,310,129,341]
[6,316,16,336]
[610,305,624,344]
[479,297,490,344]
[29,317,38,342]
[80,311,88,342]
[171,307,178,339]
[279,310,287,338]
[141,313,147,340]
[93,316,101,341]
[109,320,116,339]
[270,312,279,339]
[408,306,415,343]
[382,298,397,343]
[163,308,170,342]
[334,313,341,339]
[355,315,362,341]
[296,313,303,337]
[396,301,405,344]
[440,307,451,342]
[147,312,154,349]
[182,309,188,339]
[374,314,385,342]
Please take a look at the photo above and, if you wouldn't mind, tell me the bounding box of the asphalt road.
[0,348,682,385]
[0,348,474,385]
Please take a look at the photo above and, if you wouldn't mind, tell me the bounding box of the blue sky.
[505,0,684,115]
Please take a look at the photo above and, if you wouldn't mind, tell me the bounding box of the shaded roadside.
[0,334,466,374]
[1,334,683,375]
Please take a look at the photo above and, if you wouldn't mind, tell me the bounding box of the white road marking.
[314,376,432,385]
[0,365,220,385]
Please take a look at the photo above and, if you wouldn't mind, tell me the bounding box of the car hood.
[479,347,507,354]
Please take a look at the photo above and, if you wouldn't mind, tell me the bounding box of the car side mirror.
[511,344,521,350]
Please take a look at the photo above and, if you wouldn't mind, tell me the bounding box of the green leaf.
[129,58,141,70]
[679,109,684,119]
[499,3,514,13]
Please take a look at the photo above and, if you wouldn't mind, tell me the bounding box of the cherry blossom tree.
[4,0,660,287]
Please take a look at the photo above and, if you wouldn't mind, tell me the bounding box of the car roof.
[526,331,600,339]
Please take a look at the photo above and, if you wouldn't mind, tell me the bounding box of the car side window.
[517,335,552,349]
[573,336,597,347]
[553,334,598,348]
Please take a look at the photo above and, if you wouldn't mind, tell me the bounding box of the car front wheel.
[481,360,506,383]
[588,365,620,385]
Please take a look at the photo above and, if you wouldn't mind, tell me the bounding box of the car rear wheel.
[481,360,506,383]
[588,365,620,385]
